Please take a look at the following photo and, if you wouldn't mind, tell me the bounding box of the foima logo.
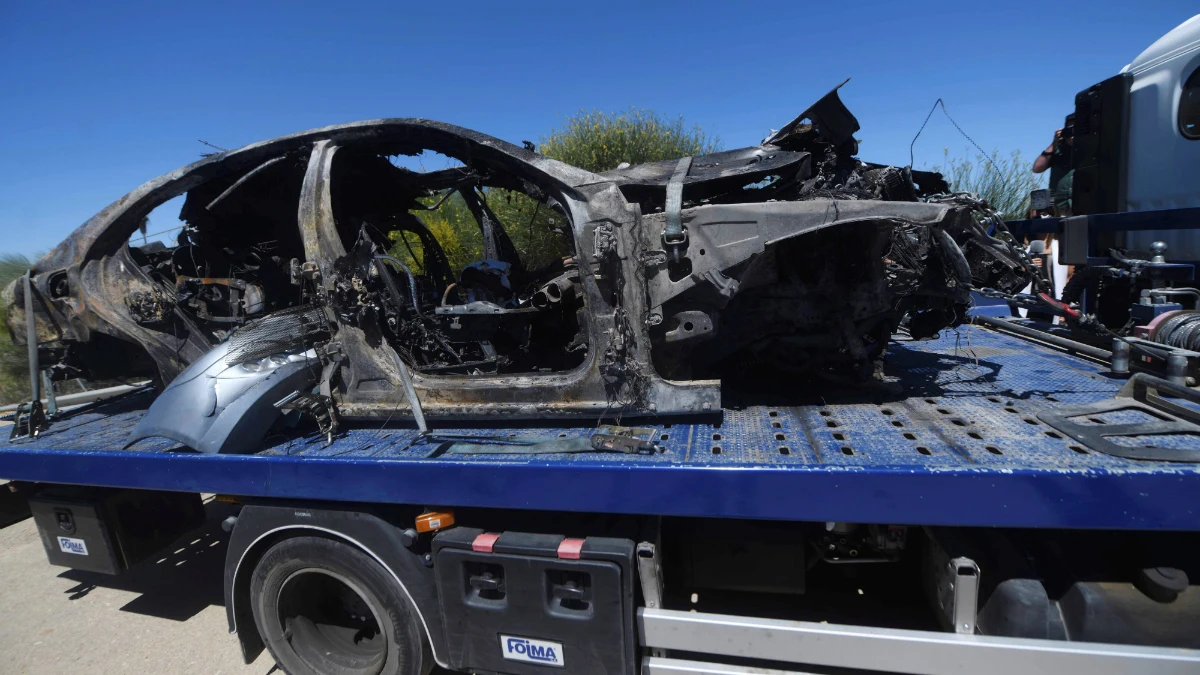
[501,635,565,667]
[58,536,88,555]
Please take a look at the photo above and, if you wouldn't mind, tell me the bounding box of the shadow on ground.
[56,500,237,622]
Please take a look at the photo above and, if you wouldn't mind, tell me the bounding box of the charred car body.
[5,84,1036,451]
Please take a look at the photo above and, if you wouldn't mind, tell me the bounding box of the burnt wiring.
[908,98,999,178]
[906,101,1048,295]
[197,139,229,157]
[394,231,424,274]
[374,255,426,319]
[415,182,470,211]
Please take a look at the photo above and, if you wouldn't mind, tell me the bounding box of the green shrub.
[0,253,33,405]
[940,149,1048,221]
[391,108,720,275]
[539,108,721,173]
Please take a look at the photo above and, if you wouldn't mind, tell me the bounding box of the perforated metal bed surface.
[3,325,1199,529]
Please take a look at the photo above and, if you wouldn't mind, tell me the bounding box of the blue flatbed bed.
[2,325,1198,531]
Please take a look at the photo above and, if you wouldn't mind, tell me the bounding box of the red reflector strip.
[472,533,501,552]
[558,538,585,559]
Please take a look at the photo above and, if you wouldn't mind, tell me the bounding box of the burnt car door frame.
[297,126,719,421]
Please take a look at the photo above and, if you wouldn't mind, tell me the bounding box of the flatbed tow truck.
[2,317,1200,675]
[5,18,1200,672]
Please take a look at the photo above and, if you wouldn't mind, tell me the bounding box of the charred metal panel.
[763,78,860,149]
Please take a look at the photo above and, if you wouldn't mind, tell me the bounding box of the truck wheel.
[250,535,427,675]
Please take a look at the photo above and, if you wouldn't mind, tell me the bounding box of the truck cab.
[1075,15,1200,258]
[1123,14,1200,215]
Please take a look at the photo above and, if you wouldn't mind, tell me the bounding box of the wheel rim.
[275,568,388,675]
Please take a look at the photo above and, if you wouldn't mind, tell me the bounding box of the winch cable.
[1153,312,1200,352]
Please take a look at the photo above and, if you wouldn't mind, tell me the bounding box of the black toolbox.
[434,527,636,675]
[29,487,205,575]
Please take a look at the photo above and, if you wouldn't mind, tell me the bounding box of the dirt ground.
[0,498,272,675]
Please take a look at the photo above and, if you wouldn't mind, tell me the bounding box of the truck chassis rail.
[639,608,1200,675]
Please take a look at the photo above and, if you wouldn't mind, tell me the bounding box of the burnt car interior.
[122,138,590,385]
[325,145,587,377]
[7,83,1047,450]
[127,152,311,340]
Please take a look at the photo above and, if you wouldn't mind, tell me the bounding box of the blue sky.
[0,1,1194,256]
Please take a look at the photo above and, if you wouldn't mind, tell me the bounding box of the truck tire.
[250,535,428,675]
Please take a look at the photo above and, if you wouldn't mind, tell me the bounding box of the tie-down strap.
[663,156,693,262]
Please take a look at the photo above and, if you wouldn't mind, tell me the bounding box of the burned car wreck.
[5,83,1036,451]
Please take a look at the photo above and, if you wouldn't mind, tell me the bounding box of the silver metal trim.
[949,556,979,634]
[230,524,448,668]
[638,608,1200,675]
[24,271,39,403]
[636,542,663,609]
[642,656,818,675]
[0,382,149,413]
[42,372,57,416]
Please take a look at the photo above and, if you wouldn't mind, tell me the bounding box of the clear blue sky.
[0,1,1194,257]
